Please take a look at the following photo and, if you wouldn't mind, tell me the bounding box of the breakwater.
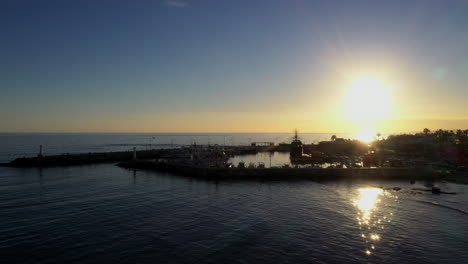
[118,160,437,181]
[0,149,181,167]
[0,144,290,168]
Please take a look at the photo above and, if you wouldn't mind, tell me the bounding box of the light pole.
[269,152,272,168]
[149,136,155,150]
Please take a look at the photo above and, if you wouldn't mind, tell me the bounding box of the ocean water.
[1,134,468,263]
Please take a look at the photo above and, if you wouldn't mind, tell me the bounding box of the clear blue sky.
[2,0,468,132]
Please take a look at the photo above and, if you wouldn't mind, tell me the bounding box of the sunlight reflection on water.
[353,187,397,256]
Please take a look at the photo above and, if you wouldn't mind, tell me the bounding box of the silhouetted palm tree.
[423,128,430,136]
[456,129,465,143]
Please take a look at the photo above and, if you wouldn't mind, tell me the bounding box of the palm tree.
[423,128,430,136]
[456,129,465,143]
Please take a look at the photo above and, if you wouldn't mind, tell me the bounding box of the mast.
[294,129,299,141]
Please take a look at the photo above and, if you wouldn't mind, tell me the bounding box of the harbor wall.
[118,160,437,181]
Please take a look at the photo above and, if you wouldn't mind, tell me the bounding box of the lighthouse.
[38,145,43,158]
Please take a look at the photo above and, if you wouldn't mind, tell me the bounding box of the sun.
[343,77,393,120]
[356,129,376,143]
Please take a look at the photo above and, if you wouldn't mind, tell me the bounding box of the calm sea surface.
[1,133,468,263]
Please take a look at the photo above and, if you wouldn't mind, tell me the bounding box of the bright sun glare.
[344,77,393,121]
[343,77,394,142]
[354,187,383,217]
[356,129,376,143]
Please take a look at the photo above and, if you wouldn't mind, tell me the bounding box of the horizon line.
[0,130,427,134]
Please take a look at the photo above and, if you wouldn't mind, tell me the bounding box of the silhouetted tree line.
[310,139,368,156]
[373,128,468,165]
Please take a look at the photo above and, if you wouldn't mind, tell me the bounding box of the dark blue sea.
[1,133,468,263]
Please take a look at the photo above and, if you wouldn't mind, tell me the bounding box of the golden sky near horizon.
[3,68,468,135]
[4,71,468,135]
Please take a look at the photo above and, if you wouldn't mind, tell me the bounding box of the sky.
[2,0,468,133]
